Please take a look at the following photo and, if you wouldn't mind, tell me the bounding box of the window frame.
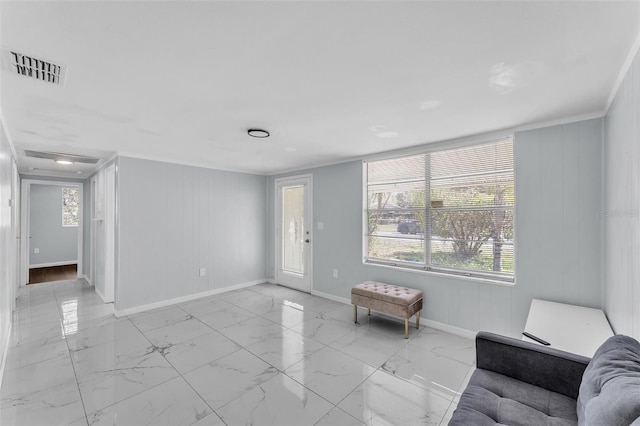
[62,187,79,228]
[363,137,515,284]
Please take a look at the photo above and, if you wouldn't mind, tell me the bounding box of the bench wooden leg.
[404,318,409,339]
[416,311,420,329]
[353,304,358,323]
[367,307,371,316]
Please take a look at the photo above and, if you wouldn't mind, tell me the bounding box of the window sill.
[363,260,516,287]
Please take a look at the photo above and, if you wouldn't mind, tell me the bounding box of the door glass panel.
[282,185,305,275]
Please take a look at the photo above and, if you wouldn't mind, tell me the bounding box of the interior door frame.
[275,174,313,293]
[20,179,84,286]
[89,175,97,287]
[103,164,116,303]
[11,161,20,310]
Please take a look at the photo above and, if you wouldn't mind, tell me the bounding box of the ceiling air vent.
[3,49,67,86]
[24,150,99,164]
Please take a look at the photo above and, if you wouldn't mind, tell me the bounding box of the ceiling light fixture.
[55,159,74,165]
[248,128,270,138]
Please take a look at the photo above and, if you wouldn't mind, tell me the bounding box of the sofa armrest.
[476,331,591,399]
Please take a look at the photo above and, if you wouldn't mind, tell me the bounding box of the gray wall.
[605,48,640,340]
[268,118,603,337]
[116,157,268,311]
[29,184,78,266]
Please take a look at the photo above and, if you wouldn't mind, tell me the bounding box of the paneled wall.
[605,48,640,340]
[116,157,267,311]
[268,119,603,337]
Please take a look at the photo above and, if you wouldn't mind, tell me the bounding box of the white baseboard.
[422,319,476,340]
[29,260,78,269]
[79,274,92,286]
[95,286,108,303]
[311,289,350,305]
[0,320,12,393]
[311,289,475,340]
[114,279,268,317]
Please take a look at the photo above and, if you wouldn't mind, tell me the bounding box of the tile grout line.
[127,313,230,426]
[173,302,337,424]
[176,290,344,425]
[52,281,90,426]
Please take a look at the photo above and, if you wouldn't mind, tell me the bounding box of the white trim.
[0,323,11,392]
[89,175,97,288]
[422,319,476,340]
[95,285,108,303]
[20,179,84,287]
[513,112,605,136]
[117,152,265,176]
[310,289,475,339]
[311,289,350,305]
[274,174,313,293]
[0,110,19,165]
[605,30,640,114]
[103,164,116,303]
[363,261,516,288]
[80,274,91,286]
[29,260,78,269]
[114,279,267,317]
[267,114,603,177]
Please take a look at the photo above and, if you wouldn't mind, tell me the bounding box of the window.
[365,138,514,282]
[62,187,79,227]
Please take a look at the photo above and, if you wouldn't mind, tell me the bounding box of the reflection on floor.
[1,279,476,425]
[28,264,77,284]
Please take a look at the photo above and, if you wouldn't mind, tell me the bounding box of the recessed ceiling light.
[248,128,270,138]
[55,159,74,165]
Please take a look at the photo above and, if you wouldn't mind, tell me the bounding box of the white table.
[523,299,614,358]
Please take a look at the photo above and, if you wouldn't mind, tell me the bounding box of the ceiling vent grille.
[24,150,99,164]
[5,50,67,85]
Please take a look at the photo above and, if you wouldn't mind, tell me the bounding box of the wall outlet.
[34,248,40,254]
[333,269,338,278]
[199,268,206,277]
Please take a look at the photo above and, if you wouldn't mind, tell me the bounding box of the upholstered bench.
[351,281,423,338]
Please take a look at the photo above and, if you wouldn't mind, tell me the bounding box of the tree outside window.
[365,138,515,282]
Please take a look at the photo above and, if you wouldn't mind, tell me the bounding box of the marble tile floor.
[1,279,476,426]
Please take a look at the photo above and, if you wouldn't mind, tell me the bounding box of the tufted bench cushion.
[351,281,423,338]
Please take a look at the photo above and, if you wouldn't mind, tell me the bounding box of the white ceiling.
[1,1,639,177]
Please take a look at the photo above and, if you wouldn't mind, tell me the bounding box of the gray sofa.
[449,331,640,426]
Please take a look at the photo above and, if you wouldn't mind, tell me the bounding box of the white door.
[276,175,312,293]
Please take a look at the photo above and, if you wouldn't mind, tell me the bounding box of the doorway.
[20,180,83,286]
[275,175,313,293]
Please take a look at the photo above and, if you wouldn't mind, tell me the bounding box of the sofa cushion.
[450,369,578,426]
[577,334,640,426]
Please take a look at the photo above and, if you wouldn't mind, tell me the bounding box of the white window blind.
[365,138,515,282]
